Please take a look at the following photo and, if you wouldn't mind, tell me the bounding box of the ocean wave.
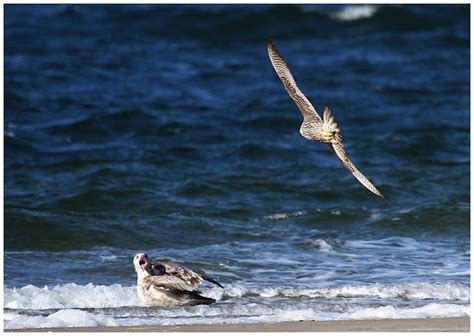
[4,282,469,329]
[209,282,470,302]
[346,303,469,320]
[5,309,118,329]
[4,283,141,309]
[344,237,427,250]
[4,302,469,329]
[4,281,469,312]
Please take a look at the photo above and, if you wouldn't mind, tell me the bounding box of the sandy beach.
[6,317,469,332]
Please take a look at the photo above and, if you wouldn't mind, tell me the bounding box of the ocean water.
[4,4,470,329]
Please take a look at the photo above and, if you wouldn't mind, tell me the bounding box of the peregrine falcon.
[267,39,384,198]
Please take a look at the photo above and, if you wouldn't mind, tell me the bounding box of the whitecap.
[330,5,379,22]
[312,239,333,251]
[262,210,307,220]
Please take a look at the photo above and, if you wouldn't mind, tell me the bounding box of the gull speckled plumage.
[133,253,223,307]
[267,39,384,198]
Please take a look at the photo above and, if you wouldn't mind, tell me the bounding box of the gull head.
[133,253,153,277]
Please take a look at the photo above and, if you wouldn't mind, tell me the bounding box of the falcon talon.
[323,132,334,141]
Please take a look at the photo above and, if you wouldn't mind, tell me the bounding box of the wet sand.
[6,317,469,332]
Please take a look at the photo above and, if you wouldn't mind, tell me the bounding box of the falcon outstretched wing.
[329,142,384,198]
[267,39,322,125]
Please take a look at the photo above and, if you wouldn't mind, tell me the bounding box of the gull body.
[133,253,223,307]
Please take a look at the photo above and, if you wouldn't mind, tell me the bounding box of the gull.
[133,253,223,306]
[267,39,384,198]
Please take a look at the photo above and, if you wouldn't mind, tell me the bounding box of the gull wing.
[152,261,224,289]
[329,142,384,198]
[142,274,217,305]
[267,39,323,125]
[143,273,195,293]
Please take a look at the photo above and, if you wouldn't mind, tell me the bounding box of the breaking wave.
[5,281,469,309]
[4,281,469,329]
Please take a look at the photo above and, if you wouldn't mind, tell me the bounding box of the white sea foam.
[3,311,21,321]
[4,281,469,311]
[330,5,379,21]
[5,309,118,329]
[203,282,469,302]
[4,283,141,309]
[311,239,333,251]
[262,210,306,220]
[4,282,470,329]
[5,303,469,329]
[346,303,470,320]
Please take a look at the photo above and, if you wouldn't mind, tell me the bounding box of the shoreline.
[5,317,469,332]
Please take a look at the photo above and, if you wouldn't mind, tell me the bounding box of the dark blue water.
[4,4,470,328]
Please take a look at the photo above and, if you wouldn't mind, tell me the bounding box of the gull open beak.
[139,256,146,270]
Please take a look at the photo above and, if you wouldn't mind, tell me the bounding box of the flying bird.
[267,39,384,198]
[133,253,223,306]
